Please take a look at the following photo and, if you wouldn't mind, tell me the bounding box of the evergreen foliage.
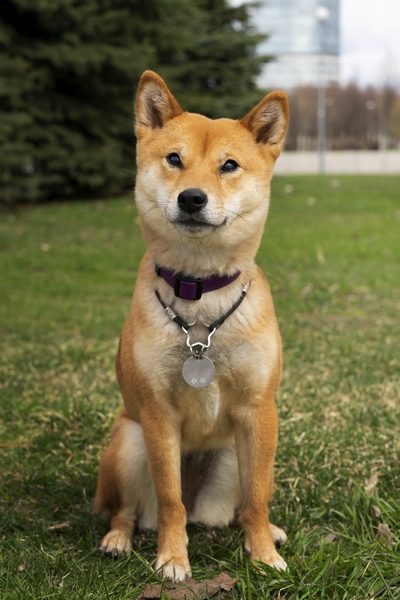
[147,0,268,118]
[0,0,268,204]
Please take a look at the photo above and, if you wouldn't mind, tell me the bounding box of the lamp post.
[366,100,376,147]
[316,5,330,174]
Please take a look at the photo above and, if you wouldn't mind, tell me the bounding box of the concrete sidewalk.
[275,150,400,174]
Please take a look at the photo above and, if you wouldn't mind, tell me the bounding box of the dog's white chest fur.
[134,327,236,449]
[204,383,220,421]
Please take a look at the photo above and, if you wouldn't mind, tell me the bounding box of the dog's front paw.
[252,548,287,572]
[155,554,192,582]
[100,529,132,556]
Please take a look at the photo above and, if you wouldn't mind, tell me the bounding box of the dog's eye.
[220,159,239,173]
[166,153,182,168]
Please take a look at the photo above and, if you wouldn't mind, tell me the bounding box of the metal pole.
[317,53,326,174]
[316,6,329,174]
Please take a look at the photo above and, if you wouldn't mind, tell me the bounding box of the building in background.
[253,0,340,89]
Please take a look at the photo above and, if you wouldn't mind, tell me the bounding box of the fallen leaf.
[377,523,393,546]
[371,505,382,518]
[316,245,326,264]
[364,472,379,496]
[214,572,238,592]
[141,583,162,599]
[48,522,71,531]
[324,533,339,543]
[141,572,238,599]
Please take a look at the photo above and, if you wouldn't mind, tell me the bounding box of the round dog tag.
[182,356,215,388]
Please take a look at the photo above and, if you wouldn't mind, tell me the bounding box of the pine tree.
[0,0,155,203]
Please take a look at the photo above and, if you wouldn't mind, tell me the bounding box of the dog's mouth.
[173,217,228,231]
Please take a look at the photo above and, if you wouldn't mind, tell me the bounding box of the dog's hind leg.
[188,446,287,546]
[188,446,240,527]
[94,411,156,555]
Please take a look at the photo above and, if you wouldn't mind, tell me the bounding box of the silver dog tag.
[182,356,215,388]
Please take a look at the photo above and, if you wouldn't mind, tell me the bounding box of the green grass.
[1,175,399,599]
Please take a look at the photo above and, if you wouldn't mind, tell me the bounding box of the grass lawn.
[0,175,399,599]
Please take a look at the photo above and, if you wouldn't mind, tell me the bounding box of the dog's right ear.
[135,70,182,134]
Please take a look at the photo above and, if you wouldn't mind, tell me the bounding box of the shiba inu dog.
[94,70,289,582]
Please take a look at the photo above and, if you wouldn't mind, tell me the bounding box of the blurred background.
[1,0,399,205]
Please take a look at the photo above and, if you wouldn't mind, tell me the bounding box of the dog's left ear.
[240,91,289,153]
[135,70,182,133]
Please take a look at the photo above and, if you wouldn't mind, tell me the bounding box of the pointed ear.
[135,70,182,132]
[240,91,289,148]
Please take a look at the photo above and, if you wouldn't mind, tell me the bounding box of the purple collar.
[155,265,241,300]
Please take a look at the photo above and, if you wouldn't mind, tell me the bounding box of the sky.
[341,0,400,86]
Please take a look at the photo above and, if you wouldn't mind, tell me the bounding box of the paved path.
[275,151,400,174]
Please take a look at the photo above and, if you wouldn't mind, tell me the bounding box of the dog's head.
[134,70,288,262]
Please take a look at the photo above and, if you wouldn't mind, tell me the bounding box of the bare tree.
[284,83,400,150]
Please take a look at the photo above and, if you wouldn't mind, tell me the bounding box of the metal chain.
[183,327,217,358]
[155,282,250,358]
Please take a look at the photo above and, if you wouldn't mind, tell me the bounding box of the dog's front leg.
[141,406,190,582]
[234,393,287,572]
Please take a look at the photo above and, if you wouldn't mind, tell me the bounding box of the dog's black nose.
[177,188,208,214]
